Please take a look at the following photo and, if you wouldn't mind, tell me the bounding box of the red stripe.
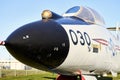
[93,39,108,46]
[0,41,5,45]
[115,45,120,51]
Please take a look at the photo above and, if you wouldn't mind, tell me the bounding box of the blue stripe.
[56,17,89,25]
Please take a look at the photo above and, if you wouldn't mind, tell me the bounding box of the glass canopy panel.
[64,6,105,25]
[76,7,94,23]
[66,6,80,13]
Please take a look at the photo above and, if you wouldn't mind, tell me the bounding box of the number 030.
[69,29,91,46]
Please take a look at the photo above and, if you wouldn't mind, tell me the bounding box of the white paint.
[53,24,120,76]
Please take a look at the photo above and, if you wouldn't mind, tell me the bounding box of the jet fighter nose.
[5,20,69,70]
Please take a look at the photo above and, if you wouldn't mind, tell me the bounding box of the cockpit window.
[77,7,94,23]
[66,6,80,13]
[88,7,105,25]
[63,6,105,26]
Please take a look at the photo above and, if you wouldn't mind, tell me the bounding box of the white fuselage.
[52,24,120,75]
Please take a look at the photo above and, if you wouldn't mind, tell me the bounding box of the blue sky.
[0,0,120,59]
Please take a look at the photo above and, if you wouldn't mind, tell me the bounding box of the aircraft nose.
[5,20,69,70]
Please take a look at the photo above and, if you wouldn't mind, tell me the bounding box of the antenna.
[116,22,120,40]
[0,41,5,46]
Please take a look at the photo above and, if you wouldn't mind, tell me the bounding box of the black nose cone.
[5,20,69,70]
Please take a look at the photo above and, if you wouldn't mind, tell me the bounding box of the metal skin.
[1,6,120,80]
[53,24,120,75]
[5,20,70,71]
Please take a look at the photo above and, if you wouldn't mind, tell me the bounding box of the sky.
[0,0,120,60]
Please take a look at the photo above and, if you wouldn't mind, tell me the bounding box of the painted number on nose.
[69,29,91,46]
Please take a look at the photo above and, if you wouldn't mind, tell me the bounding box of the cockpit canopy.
[63,6,105,25]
